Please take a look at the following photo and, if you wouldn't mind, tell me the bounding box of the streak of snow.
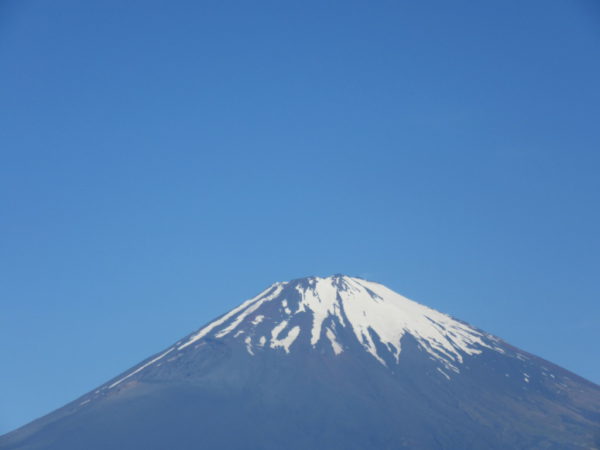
[245,336,254,355]
[271,320,288,340]
[178,284,281,350]
[215,285,284,338]
[436,368,451,380]
[109,347,174,389]
[326,327,343,355]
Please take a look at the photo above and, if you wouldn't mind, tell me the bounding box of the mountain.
[2,275,599,449]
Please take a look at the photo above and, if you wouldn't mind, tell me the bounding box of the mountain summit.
[2,275,599,449]
[176,275,498,372]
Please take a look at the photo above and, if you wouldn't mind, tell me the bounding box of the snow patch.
[252,315,265,325]
[326,327,343,355]
[245,336,254,355]
[271,320,288,340]
[271,325,301,353]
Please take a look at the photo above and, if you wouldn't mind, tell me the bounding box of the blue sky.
[1,0,599,434]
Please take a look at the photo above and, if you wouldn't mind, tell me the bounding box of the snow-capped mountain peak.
[7,275,599,450]
[176,275,501,371]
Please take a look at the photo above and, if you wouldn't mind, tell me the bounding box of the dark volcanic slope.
[2,275,599,450]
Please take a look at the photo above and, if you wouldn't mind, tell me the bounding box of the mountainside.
[2,275,599,449]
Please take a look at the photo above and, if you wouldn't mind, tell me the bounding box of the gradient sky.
[1,0,599,435]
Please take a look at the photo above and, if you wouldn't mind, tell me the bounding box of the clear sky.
[1,0,599,435]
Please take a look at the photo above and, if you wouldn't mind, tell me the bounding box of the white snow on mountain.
[179,275,502,370]
[105,275,504,391]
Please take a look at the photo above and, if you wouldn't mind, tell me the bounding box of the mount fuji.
[2,275,599,449]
